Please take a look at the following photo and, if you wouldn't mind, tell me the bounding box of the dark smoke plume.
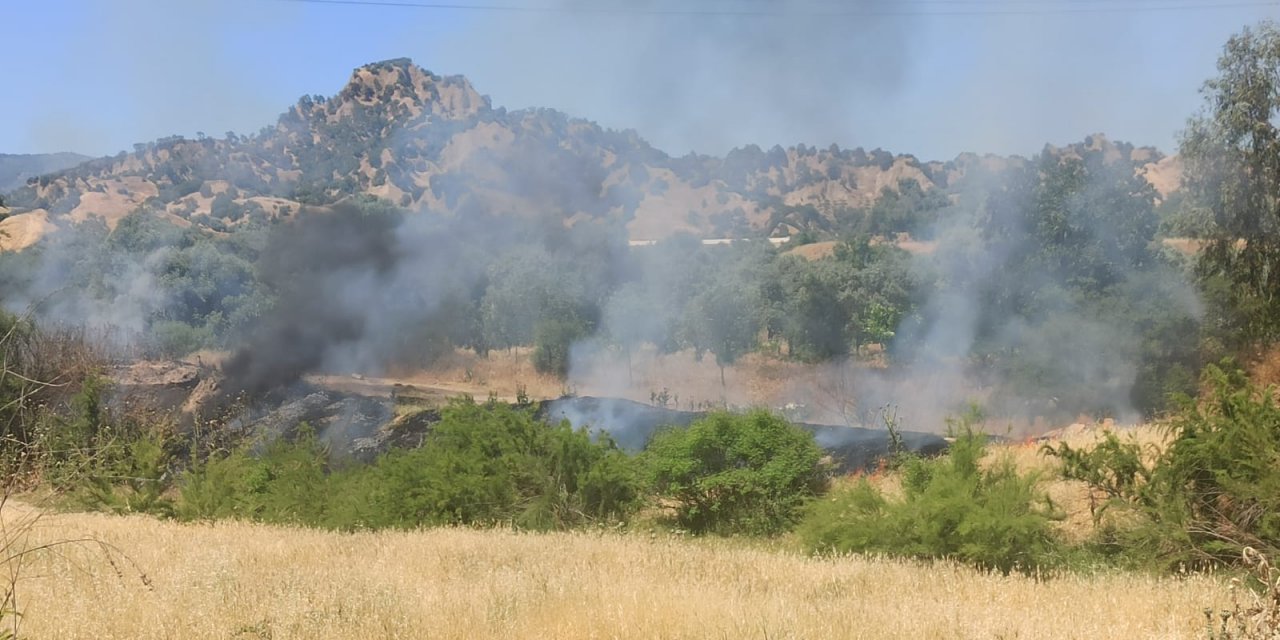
[221,204,402,396]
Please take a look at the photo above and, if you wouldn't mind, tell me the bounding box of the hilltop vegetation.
[1,58,1175,242]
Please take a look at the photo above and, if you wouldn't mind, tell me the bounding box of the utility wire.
[277,0,1280,16]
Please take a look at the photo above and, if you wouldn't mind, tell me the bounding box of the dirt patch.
[1161,237,1205,255]
[1248,344,1280,389]
[892,237,937,255]
[785,241,837,260]
[108,360,206,414]
[1141,154,1183,199]
[0,210,56,251]
[109,361,201,387]
[70,177,157,229]
[382,347,568,401]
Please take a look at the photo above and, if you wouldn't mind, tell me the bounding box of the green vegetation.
[644,411,828,535]
[1045,363,1280,570]
[800,414,1061,575]
[1182,21,1280,345]
[180,398,640,531]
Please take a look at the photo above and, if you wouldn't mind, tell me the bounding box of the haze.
[4,0,1275,160]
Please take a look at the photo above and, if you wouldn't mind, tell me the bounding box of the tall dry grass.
[10,505,1230,639]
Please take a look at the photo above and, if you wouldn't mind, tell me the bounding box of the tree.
[775,258,849,361]
[862,178,949,238]
[480,250,553,351]
[683,276,759,391]
[532,313,591,378]
[1182,21,1280,342]
[602,283,661,382]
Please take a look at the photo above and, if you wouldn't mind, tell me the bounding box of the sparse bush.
[799,417,1060,574]
[71,420,178,517]
[1200,547,1280,639]
[643,410,828,536]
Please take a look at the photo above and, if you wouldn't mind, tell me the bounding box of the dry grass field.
[5,496,1232,640]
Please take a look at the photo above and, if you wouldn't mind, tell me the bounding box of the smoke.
[569,148,1204,433]
[540,395,948,472]
[221,203,491,396]
[221,205,396,395]
[451,0,913,156]
[0,218,171,347]
[852,153,1203,429]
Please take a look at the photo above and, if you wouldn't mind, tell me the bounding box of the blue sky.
[3,0,1278,160]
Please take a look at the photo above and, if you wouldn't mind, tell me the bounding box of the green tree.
[1182,21,1280,342]
[683,277,759,390]
[862,178,949,239]
[480,250,554,351]
[774,257,849,361]
[532,313,591,378]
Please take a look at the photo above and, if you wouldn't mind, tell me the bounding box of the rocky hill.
[0,58,1181,248]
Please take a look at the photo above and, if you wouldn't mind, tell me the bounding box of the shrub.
[178,399,641,532]
[26,372,182,516]
[72,422,177,517]
[147,320,213,359]
[1045,362,1280,569]
[178,425,331,525]
[365,398,640,530]
[799,422,1060,574]
[643,410,828,536]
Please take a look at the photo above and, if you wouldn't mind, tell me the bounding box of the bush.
[178,399,641,531]
[1046,362,1280,569]
[27,372,182,516]
[148,320,213,359]
[72,420,178,517]
[365,398,639,530]
[799,420,1060,574]
[178,425,331,525]
[643,410,828,535]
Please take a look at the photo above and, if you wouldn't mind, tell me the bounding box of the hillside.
[0,152,90,192]
[0,58,1180,249]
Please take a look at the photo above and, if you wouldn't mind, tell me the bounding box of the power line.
[277,0,1280,16]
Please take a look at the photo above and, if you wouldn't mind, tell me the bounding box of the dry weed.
[9,506,1233,639]
[1206,548,1280,639]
